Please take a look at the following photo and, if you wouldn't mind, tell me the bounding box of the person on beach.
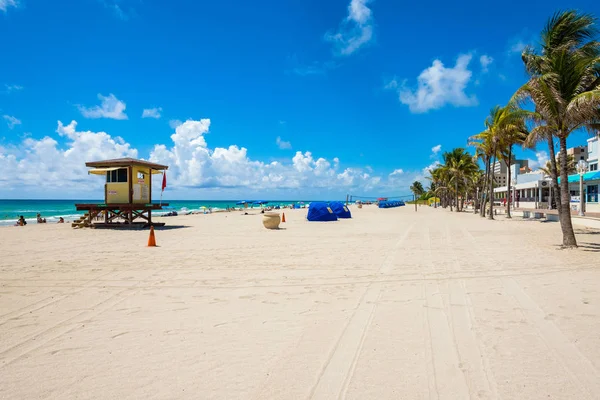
[36,213,47,223]
[16,216,27,226]
[58,217,65,223]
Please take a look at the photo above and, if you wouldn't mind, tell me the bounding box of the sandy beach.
[1,206,600,399]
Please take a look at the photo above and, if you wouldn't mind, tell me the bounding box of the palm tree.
[517,10,600,247]
[410,181,425,202]
[430,166,452,210]
[497,105,530,218]
[443,148,478,212]
[539,154,577,178]
[435,149,479,212]
[473,106,521,220]
[469,130,495,216]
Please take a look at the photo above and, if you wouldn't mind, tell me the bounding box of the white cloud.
[384,78,398,90]
[3,115,21,129]
[528,150,549,170]
[0,120,137,191]
[392,54,477,113]
[431,144,442,154]
[78,93,128,120]
[276,136,292,150]
[287,55,338,76]
[4,84,23,92]
[0,117,442,198]
[0,0,17,12]
[169,119,183,129]
[142,107,162,119]
[423,160,440,174]
[509,40,527,54]
[147,120,382,192]
[100,0,129,20]
[325,0,374,56]
[479,55,493,73]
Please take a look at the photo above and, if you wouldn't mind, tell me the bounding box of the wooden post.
[128,166,133,204]
[345,194,349,206]
[148,168,152,203]
[414,194,417,212]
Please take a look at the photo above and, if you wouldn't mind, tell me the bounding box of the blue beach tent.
[329,201,352,218]
[307,202,338,221]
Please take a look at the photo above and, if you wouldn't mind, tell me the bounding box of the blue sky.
[1,0,599,200]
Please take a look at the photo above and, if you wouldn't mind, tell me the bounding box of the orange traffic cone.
[147,226,157,247]
[281,212,286,223]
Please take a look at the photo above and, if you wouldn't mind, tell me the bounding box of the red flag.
[161,172,167,191]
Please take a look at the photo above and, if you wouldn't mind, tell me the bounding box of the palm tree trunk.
[455,178,459,212]
[558,136,577,247]
[480,156,490,217]
[488,151,496,220]
[506,146,512,218]
[547,136,562,211]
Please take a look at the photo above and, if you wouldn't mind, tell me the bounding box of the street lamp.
[577,159,588,216]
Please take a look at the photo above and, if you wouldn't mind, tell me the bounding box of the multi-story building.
[588,135,598,172]
[556,145,588,163]
[491,159,528,187]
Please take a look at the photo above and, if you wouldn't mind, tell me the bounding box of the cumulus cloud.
[169,119,183,129]
[0,0,17,12]
[78,93,128,120]
[528,150,549,170]
[276,136,292,150]
[0,120,137,191]
[142,107,162,119]
[431,144,442,155]
[1,117,443,198]
[3,115,21,129]
[325,0,374,56]
[479,55,493,73]
[390,54,477,113]
[423,160,440,174]
[146,119,383,192]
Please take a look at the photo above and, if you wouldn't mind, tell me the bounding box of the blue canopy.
[253,200,268,205]
[236,200,248,205]
[329,201,352,218]
[558,171,600,184]
[378,200,405,208]
[307,202,338,221]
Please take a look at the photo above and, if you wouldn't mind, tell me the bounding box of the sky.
[1,0,599,200]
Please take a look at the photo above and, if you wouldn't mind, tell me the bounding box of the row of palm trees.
[425,10,600,248]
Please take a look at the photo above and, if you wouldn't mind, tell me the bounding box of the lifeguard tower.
[74,158,169,228]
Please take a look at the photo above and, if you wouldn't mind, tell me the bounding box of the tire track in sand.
[309,223,414,400]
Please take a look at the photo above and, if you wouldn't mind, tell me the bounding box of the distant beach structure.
[73,158,169,229]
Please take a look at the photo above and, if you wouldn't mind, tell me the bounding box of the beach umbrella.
[236,201,247,205]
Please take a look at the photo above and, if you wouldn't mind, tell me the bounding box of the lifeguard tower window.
[106,168,128,183]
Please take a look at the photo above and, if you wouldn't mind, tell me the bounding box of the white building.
[493,169,552,209]
[588,135,598,172]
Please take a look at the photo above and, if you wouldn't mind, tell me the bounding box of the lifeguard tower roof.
[86,157,168,170]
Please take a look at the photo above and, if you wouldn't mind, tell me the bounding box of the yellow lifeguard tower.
[74,158,169,228]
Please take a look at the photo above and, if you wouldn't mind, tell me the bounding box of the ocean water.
[0,199,313,226]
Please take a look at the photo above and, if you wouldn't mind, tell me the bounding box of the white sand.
[1,206,600,399]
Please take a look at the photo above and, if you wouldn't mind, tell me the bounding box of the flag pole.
[160,171,166,206]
